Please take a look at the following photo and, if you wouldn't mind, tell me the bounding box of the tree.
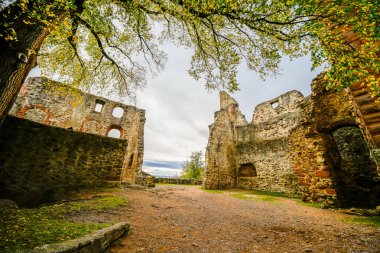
[0,0,378,123]
[181,151,204,180]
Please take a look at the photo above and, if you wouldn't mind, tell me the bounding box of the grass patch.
[296,200,323,208]
[250,190,300,199]
[344,216,380,228]
[201,189,224,194]
[0,195,128,253]
[230,193,278,203]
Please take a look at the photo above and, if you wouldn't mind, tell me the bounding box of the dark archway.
[238,163,257,177]
[330,126,379,207]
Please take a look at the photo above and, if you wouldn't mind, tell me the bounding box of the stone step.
[351,88,370,97]
[363,112,380,124]
[367,122,380,134]
[372,135,380,147]
[352,91,372,100]
[359,103,380,115]
[355,95,375,106]
[351,88,369,97]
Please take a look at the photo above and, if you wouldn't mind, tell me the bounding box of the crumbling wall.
[204,76,379,206]
[235,91,304,194]
[203,91,302,193]
[9,77,145,183]
[290,74,379,207]
[0,116,128,207]
[203,92,247,189]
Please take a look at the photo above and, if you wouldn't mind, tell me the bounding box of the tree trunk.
[0,2,65,125]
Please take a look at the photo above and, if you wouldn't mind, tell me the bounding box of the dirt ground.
[74,185,380,253]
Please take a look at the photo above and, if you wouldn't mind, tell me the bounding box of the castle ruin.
[204,74,380,207]
[0,77,148,206]
[9,77,145,183]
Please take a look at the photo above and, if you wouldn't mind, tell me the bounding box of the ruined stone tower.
[9,77,146,184]
[203,74,380,207]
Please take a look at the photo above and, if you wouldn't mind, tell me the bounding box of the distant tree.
[181,151,204,180]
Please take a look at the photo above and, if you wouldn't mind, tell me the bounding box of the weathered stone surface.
[204,91,302,194]
[8,77,146,184]
[203,91,247,189]
[30,222,129,253]
[289,73,380,207]
[154,178,202,185]
[0,116,128,207]
[204,74,380,207]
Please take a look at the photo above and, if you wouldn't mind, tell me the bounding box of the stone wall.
[203,92,247,189]
[9,77,145,184]
[235,91,304,194]
[203,74,380,207]
[0,116,128,207]
[290,74,380,207]
[154,177,202,185]
[203,91,303,194]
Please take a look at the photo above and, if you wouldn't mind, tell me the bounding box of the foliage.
[181,151,204,180]
[297,0,380,98]
[0,195,128,253]
[0,0,378,100]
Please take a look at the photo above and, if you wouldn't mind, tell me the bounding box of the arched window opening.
[112,107,124,118]
[271,101,279,109]
[107,129,121,139]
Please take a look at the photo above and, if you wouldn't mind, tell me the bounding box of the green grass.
[201,189,224,194]
[296,200,323,208]
[249,190,301,199]
[344,216,380,228]
[0,195,128,253]
[230,193,278,203]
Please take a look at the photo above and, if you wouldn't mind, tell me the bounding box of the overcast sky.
[29,42,322,178]
[134,43,322,177]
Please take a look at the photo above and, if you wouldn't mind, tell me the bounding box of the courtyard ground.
[73,185,380,253]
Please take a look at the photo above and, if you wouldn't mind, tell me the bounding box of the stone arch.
[80,119,101,135]
[106,125,124,139]
[329,125,379,207]
[238,163,257,177]
[18,104,52,124]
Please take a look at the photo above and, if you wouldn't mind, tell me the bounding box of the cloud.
[143,166,183,178]
[28,41,323,177]
[136,43,322,165]
[143,160,182,169]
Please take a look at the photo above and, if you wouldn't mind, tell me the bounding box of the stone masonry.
[9,77,146,184]
[204,74,380,207]
[204,91,302,194]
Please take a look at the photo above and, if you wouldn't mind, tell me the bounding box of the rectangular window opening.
[94,100,105,113]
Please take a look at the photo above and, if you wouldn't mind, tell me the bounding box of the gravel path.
[98,185,380,253]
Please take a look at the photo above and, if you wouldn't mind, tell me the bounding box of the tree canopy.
[0,0,379,101]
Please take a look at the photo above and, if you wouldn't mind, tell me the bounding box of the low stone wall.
[0,116,128,207]
[154,177,202,185]
[31,222,129,253]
